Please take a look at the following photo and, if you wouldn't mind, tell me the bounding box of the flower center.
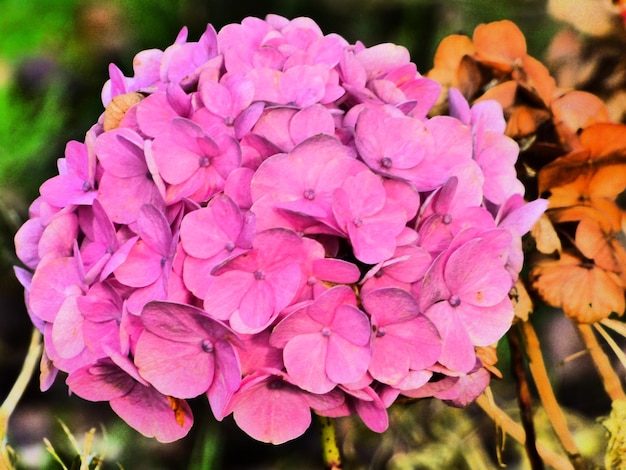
[448,295,461,307]
[225,241,235,252]
[254,269,265,280]
[303,188,315,200]
[201,339,214,353]
[376,326,387,337]
[321,326,331,337]
[224,116,235,126]
[267,378,284,390]
[82,181,93,192]
[442,213,453,224]
[199,156,211,168]
[381,157,392,169]
[307,275,317,286]
[352,217,363,227]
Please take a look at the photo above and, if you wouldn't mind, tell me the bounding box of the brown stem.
[520,320,585,469]
[475,393,573,470]
[577,323,626,401]
[508,327,544,470]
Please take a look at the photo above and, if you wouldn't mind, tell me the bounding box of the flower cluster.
[14,15,545,444]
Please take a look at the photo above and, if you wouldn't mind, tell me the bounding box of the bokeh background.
[0,0,615,468]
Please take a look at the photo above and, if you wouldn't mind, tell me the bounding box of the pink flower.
[270,286,372,393]
[14,14,545,445]
[332,170,410,264]
[39,136,97,207]
[151,118,241,203]
[203,229,305,333]
[113,204,177,313]
[179,194,254,298]
[134,302,241,419]
[355,106,430,180]
[95,128,165,224]
[420,229,514,372]
[251,135,363,232]
[362,288,441,386]
[227,369,344,444]
[360,244,432,295]
[79,200,138,283]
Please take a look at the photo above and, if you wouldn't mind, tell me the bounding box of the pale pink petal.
[283,334,335,394]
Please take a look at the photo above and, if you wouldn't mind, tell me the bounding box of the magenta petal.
[445,233,512,306]
[394,369,433,390]
[207,343,242,420]
[270,308,322,348]
[236,279,276,330]
[203,271,250,319]
[14,218,44,269]
[183,255,219,298]
[134,331,214,398]
[136,204,172,255]
[355,43,410,79]
[30,256,84,322]
[326,334,370,385]
[140,301,233,343]
[353,389,389,433]
[362,287,419,325]
[180,195,243,259]
[114,240,163,287]
[369,336,410,385]
[97,172,165,225]
[40,174,97,207]
[437,366,490,407]
[110,384,193,443]
[231,375,311,444]
[289,104,335,145]
[460,297,514,346]
[424,302,476,373]
[329,304,371,346]
[38,213,79,260]
[283,334,335,394]
[51,296,85,359]
[312,258,360,284]
[307,285,356,325]
[395,316,441,370]
[66,360,134,401]
[95,129,146,177]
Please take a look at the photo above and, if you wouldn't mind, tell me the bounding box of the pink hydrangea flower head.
[13,15,545,445]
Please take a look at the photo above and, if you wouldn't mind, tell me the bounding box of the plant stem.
[577,323,626,401]
[317,415,342,470]
[508,326,544,470]
[475,393,573,470]
[0,328,42,469]
[519,320,585,469]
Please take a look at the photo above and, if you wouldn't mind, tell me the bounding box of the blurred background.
[0,0,617,468]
